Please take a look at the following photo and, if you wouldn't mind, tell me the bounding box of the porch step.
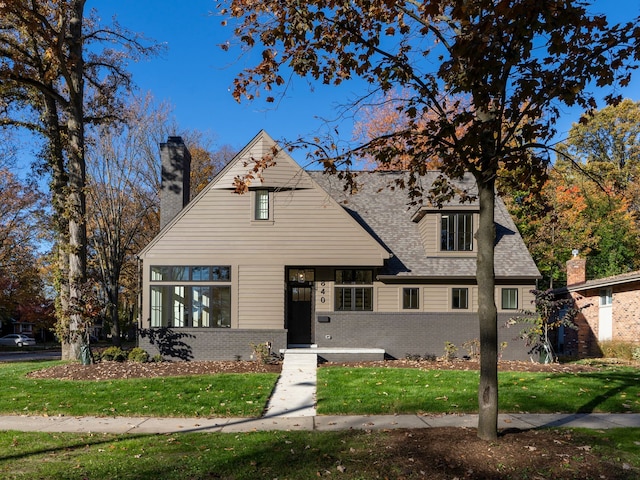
[281,347,385,362]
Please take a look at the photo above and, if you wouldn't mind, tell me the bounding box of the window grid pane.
[149,266,232,328]
[441,213,473,251]
[255,190,269,220]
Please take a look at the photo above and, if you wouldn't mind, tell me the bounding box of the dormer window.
[441,213,473,251]
[254,189,270,220]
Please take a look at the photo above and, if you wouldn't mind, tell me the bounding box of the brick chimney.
[160,136,191,229]
[566,253,587,286]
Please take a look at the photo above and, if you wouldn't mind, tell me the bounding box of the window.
[441,213,473,251]
[335,269,373,311]
[150,266,231,328]
[600,288,612,306]
[151,266,230,282]
[403,288,419,310]
[452,288,469,309]
[255,189,270,220]
[501,288,518,310]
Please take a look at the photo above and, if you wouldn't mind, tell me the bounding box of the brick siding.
[314,312,531,361]
[138,329,287,361]
[570,280,640,357]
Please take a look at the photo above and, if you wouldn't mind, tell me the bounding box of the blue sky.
[94,0,640,154]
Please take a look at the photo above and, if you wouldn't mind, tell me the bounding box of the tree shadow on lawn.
[574,370,640,414]
[502,369,639,414]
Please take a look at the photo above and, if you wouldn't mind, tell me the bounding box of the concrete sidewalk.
[1,413,640,435]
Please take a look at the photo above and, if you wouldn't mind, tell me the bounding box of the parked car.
[0,334,36,347]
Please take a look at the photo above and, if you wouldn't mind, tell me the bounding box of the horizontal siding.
[214,134,315,190]
[424,286,448,312]
[377,286,400,312]
[418,214,438,255]
[521,288,535,310]
[145,179,387,265]
[238,265,284,329]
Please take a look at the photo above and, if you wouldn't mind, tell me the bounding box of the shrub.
[250,342,272,364]
[151,354,164,363]
[462,338,480,360]
[101,346,127,362]
[632,347,640,362]
[599,340,637,360]
[443,342,457,361]
[405,353,437,362]
[128,347,149,363]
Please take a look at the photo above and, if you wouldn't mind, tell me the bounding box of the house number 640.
[319,281,326,303]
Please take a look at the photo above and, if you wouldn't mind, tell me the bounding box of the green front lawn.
[1,428,639,480]
[0,362,279,418]
[317,366,640,415]
[1,361,639,418]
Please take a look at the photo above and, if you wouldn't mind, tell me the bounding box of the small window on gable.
[452,288,469,309]
[403,288,419,310]
[255,189,270,220]
[600,288,612,306]
[501,288,518,310]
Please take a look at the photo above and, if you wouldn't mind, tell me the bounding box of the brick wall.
[612,281,640,343]
[138,328,287,361]
[313,312,531,361]
[570,280,640,357]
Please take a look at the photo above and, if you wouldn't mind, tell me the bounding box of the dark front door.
[287,284,313,345]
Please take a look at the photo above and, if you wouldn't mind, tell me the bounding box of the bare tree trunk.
[63,0,87,361]
[109,278,122,347]
[475,173,498,441]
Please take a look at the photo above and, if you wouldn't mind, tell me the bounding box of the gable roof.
[139,131,390,263]
[309,170,541,280]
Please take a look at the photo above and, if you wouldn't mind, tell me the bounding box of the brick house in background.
[137,131,541,362]
[561,255,640,357]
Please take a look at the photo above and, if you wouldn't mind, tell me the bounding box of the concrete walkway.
[264,349,317,417]
[2,350,640,434]
[1,413,639,435]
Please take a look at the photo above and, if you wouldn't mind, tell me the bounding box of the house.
[561,256,640,357]
[137,131,541,362]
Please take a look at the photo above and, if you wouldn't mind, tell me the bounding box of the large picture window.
[150,266,231,328]
[334,269,373,311]
[441,213,473,251]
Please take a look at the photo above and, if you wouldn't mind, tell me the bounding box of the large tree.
[86,95,234,346]
[0,1,157,359]
[507,164,640,288]
[0,168,47,333]
[564,98,640,218]
[222,0,640,440]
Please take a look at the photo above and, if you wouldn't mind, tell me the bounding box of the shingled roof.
[308,170,541,280]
